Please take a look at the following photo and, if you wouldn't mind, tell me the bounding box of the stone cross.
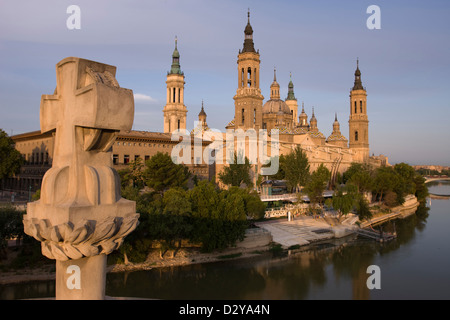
[23,57,139,300]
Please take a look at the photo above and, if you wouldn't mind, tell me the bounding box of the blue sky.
[1,0,449,166]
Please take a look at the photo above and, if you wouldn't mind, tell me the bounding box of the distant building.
[4,10,387,194]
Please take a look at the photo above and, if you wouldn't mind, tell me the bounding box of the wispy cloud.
[134,93,157,103]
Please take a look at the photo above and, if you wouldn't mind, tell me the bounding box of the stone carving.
[24,215,138,261]
[22,57,138,299]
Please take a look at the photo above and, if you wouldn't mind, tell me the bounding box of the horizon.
[1,0,449,166]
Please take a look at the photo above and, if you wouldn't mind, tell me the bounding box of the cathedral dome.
[262,99,291,115]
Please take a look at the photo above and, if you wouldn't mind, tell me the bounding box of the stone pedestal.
[56,254,106,300]
[23,57,139,300]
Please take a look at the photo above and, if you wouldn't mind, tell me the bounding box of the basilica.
[5,11,388,194]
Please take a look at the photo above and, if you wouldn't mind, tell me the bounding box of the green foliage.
[372,166,401,206]
[282,145,310,193]
[144,152,191,192]
[31,189,41,201]
[189,181,248,252]
[0,206,26,252]
[0,129,24,180]
[413,174,429,203]
[304,164,330,207]
[262,154,286,180]
[118,158,146,189]
[218,153,253,187]
[341,162,427,208]
[332,187,355,220]
[355,196,372,220]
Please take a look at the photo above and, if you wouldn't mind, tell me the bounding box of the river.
[1,181,450,300]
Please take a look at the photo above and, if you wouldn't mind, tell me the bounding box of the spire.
[270,67,280,100]
[286,72,296,101]
[352,58,363,90]
[298,101,308,128]
[199,100,206,117]
[310,107,318,131]
[169,36,183,75]
[242,9,256,53]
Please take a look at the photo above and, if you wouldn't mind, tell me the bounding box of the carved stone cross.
[23,57,139,299]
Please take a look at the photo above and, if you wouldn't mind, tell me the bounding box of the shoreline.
[0,196,420,286]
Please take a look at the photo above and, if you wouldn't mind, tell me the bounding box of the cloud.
[134,93,157,103]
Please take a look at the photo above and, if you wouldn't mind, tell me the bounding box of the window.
[113,154,119,165]
[242,108,245,124]
[178,119,180,130]
[360,100,363,113]
[241,68,244,87]
[173,88,176,103]
[124,155,130,164]
[355,131,359,141]
[354,101,357,113]
[247,67,252,87]
[145,155,150,161]
[254,109,256,123]
[134,155,140,161]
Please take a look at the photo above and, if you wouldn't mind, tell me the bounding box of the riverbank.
[0,196,420,285]
[0,244,273,285]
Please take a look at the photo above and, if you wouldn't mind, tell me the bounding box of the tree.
[218,153,253,188]
[188,181,248,252]
[372,166,399,206]
[159,187,193,257]
[348,168,373,194]
[225,187,266,220]
[144,152,191,193]
[282,145,310,193]
[0,129,24,180]
[356,196,372,221]
[332,187,355,221]
[413,174,429,203]
[118,158,145,189]
[262,154,286,180]
[304,164,330,210]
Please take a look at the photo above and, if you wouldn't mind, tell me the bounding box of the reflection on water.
[105,204,432,300]
[3,187,450,299]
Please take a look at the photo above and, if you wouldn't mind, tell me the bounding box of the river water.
[1,181,450,300]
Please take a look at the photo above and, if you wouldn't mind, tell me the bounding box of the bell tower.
[233,10,264,130]
[348,59,369,162]
[163,37,187,133]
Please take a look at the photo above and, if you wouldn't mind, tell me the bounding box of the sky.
[0,0,449,166]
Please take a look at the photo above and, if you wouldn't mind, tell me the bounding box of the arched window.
[247,67,252,87]
[178,119,180,130]
[355,131,359,141]
[360,100,363,113]
[354,101,357,113]
[241,68,244,87]
[242,108,245,124]
[173,88,176,103]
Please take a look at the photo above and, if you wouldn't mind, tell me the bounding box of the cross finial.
[273,66,277,81]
